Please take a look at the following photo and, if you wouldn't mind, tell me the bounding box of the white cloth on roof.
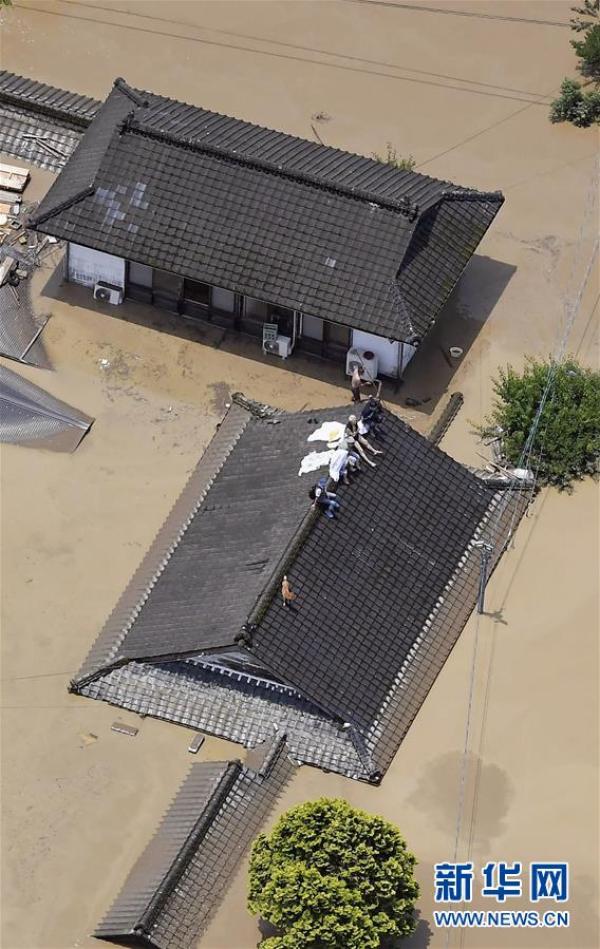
[298,449,334,476]
[329,447,349,482]
[307,421,346,444]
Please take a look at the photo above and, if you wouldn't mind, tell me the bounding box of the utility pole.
[473,540,494,614]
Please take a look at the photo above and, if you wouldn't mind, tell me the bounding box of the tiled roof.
[0,69,99,126]
[249,413,492,729]
[95,735,294,949]
[31,78,503,340]
[71,398,530,780]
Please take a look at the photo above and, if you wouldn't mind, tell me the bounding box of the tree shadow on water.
[407,751,513,856]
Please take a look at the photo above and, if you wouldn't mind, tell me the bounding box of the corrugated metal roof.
[0,279,50,367]
[0,363,93,452]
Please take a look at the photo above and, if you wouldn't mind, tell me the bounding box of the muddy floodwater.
[1,2,598,948]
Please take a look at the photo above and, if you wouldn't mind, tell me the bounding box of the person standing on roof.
[350,365,369,403]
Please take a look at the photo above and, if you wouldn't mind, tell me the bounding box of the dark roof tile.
[31,80,503,340]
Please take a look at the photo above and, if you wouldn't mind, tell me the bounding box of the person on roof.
[338,431,377,469]
[360,396,385,440]
[345,414,383,459]
[350,365,369,403]
[309,478,340,520]
[328,439,360,485]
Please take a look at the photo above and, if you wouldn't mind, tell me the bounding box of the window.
[183,278,211,305]
[324,320,350,348]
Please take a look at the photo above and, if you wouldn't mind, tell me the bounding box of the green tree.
[248,798,419,948]
[570,0,599,33]
[549,78,600,126]
[572,24,600,80]
[478,358,600,490]
[550,2,600,124]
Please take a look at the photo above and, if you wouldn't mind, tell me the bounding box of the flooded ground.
[1,2,598,948]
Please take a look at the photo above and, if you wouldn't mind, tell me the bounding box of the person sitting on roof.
[309,478,340,520]
[360,396,385,440]
[328,439,360,485]
[345,414,383,459]
[338,432,377,469]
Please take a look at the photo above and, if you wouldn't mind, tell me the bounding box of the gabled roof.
[95,734,293,949]
[31,78,503,341]
[71,397,529,780]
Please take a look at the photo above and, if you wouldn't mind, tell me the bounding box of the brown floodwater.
[1,2,598,948]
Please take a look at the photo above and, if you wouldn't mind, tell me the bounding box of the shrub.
[549,78,600,126]
[248,798,419,948]
[478,358,600,490]
[371,143,416,171]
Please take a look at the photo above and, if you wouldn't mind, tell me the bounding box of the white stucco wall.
[352,329,417,378]
[67,243,125,288]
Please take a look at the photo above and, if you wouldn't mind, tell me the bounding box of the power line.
[342,0,570,29]
[447,165,599,939]
[59,0,554,102]
[16,3,552,107]
[415,95,553,170]
[1,669,76,682]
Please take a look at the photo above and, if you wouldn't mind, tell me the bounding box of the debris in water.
[111,721,138,737]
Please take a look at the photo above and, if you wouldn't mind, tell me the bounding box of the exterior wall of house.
[352,329,417,379]
[68,245,414,377]
[67,243,126,288]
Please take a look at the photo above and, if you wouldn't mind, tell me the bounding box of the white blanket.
[298,449,335,476]
[307,420,346,444]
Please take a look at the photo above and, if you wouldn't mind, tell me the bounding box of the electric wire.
[445,163,599,947]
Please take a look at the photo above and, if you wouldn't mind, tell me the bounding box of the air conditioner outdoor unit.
[93,280,124,305]
[345,347,379,381]
[264,335,292,359]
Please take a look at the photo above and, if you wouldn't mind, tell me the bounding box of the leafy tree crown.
[478,358,600,490]
[248,798,419,948]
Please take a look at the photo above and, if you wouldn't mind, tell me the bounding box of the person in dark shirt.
[309,478,341,519]
[360,397,385,440]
